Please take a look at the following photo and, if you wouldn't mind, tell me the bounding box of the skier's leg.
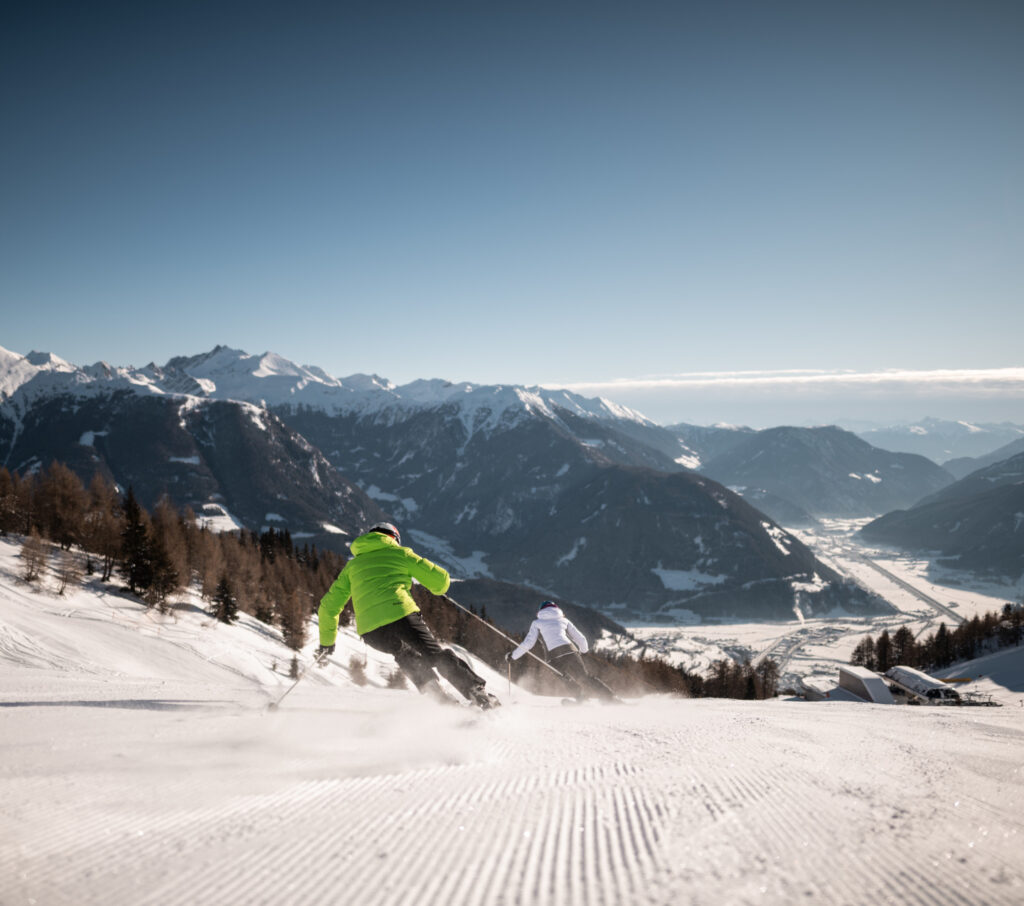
[584,672,618,700]
[561,672,586,700]
[361,620,436,691]
[434,649,486,694]
[393,643,443,691]
[550,649,589,700]
[404,614,496,703]
[573,655,618,700]
[551,649,616,700]
[390,613,498,707]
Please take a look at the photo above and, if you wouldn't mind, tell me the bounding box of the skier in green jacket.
[317,523,500,710]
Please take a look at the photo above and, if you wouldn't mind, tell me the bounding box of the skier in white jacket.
[506,601,617,701]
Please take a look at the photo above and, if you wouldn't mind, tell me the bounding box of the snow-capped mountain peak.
[0,346,45,398]
[0,346,147,401]
[157,348,656,432]
[857,417,1024,463]
[23,350,74,370]
[0,344,658,440]
[158,346,368,408]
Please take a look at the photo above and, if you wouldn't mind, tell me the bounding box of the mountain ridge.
[861,451,1024,580]
[0,345,890,621]
[697,424,954,519]
[856,417,1024,465]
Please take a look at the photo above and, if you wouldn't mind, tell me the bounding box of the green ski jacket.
[318,531,451,643]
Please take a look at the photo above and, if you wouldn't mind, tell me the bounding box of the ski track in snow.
[3,690,1023,906]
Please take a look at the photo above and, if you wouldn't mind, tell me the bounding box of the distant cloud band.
[545,367,1024,395]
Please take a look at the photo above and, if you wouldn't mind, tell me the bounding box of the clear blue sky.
[2,1,1022,425]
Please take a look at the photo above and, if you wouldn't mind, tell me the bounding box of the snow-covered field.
[2,536,1023,906]
[627,519,1024,691]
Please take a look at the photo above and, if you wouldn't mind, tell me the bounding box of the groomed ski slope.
[1,539,1022,906]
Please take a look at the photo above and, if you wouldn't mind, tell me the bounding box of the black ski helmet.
[368,522,401,544]
[539,600,558,611]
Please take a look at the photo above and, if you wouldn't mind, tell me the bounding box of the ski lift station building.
[837,665,896,704]
[884,665,962,704]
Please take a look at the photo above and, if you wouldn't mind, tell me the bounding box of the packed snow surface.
[2,538,1023,906]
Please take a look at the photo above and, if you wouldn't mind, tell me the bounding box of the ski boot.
[468,686,502,710]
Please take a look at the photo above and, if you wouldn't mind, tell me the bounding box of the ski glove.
[316,644,335,657]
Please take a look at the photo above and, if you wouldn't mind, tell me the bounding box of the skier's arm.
[406,549,451,596]
[318,568,352,646]
[566,620,589,654]
[510,622,540,660]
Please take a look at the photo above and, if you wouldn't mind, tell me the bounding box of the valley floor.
[624,519,1024,695]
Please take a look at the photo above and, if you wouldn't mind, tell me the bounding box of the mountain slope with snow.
[0,345,878,620]
[0,351,388,544]
[701,425,954,518]
[944,435,1024,480]
[857,417,1024,464]
[861,451,1024,578]
[2,538,1022,906]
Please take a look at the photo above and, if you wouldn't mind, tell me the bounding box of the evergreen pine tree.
[119,487,153,596]
[850,637,870,667]
[742,660,758,699]
[213,575,239,624]
[875,630,893,673]
[892,625,916,666]
[756,658,780,698]
[934,622,954,668]
[0,467,18,535]
[9,470,36,536]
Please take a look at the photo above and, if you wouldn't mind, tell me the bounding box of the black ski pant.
[361,612,485,699]
[548,644,616,701]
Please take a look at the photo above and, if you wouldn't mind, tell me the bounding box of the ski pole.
[442,594,564,678]
[266,649,329,712]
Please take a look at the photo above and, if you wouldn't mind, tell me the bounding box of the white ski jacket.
[510,606,588,660]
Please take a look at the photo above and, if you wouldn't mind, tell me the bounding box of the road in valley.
[847,551,966,625]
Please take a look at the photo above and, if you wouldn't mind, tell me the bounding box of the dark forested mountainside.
[0,392,385,551]
[280,407,887,621]
[861,452,1024,579]
[943,436,1024,480]
[700,425,953,518]
[664,423,756,466]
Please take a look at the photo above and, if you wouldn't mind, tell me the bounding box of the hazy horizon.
[3,340,1020,431]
